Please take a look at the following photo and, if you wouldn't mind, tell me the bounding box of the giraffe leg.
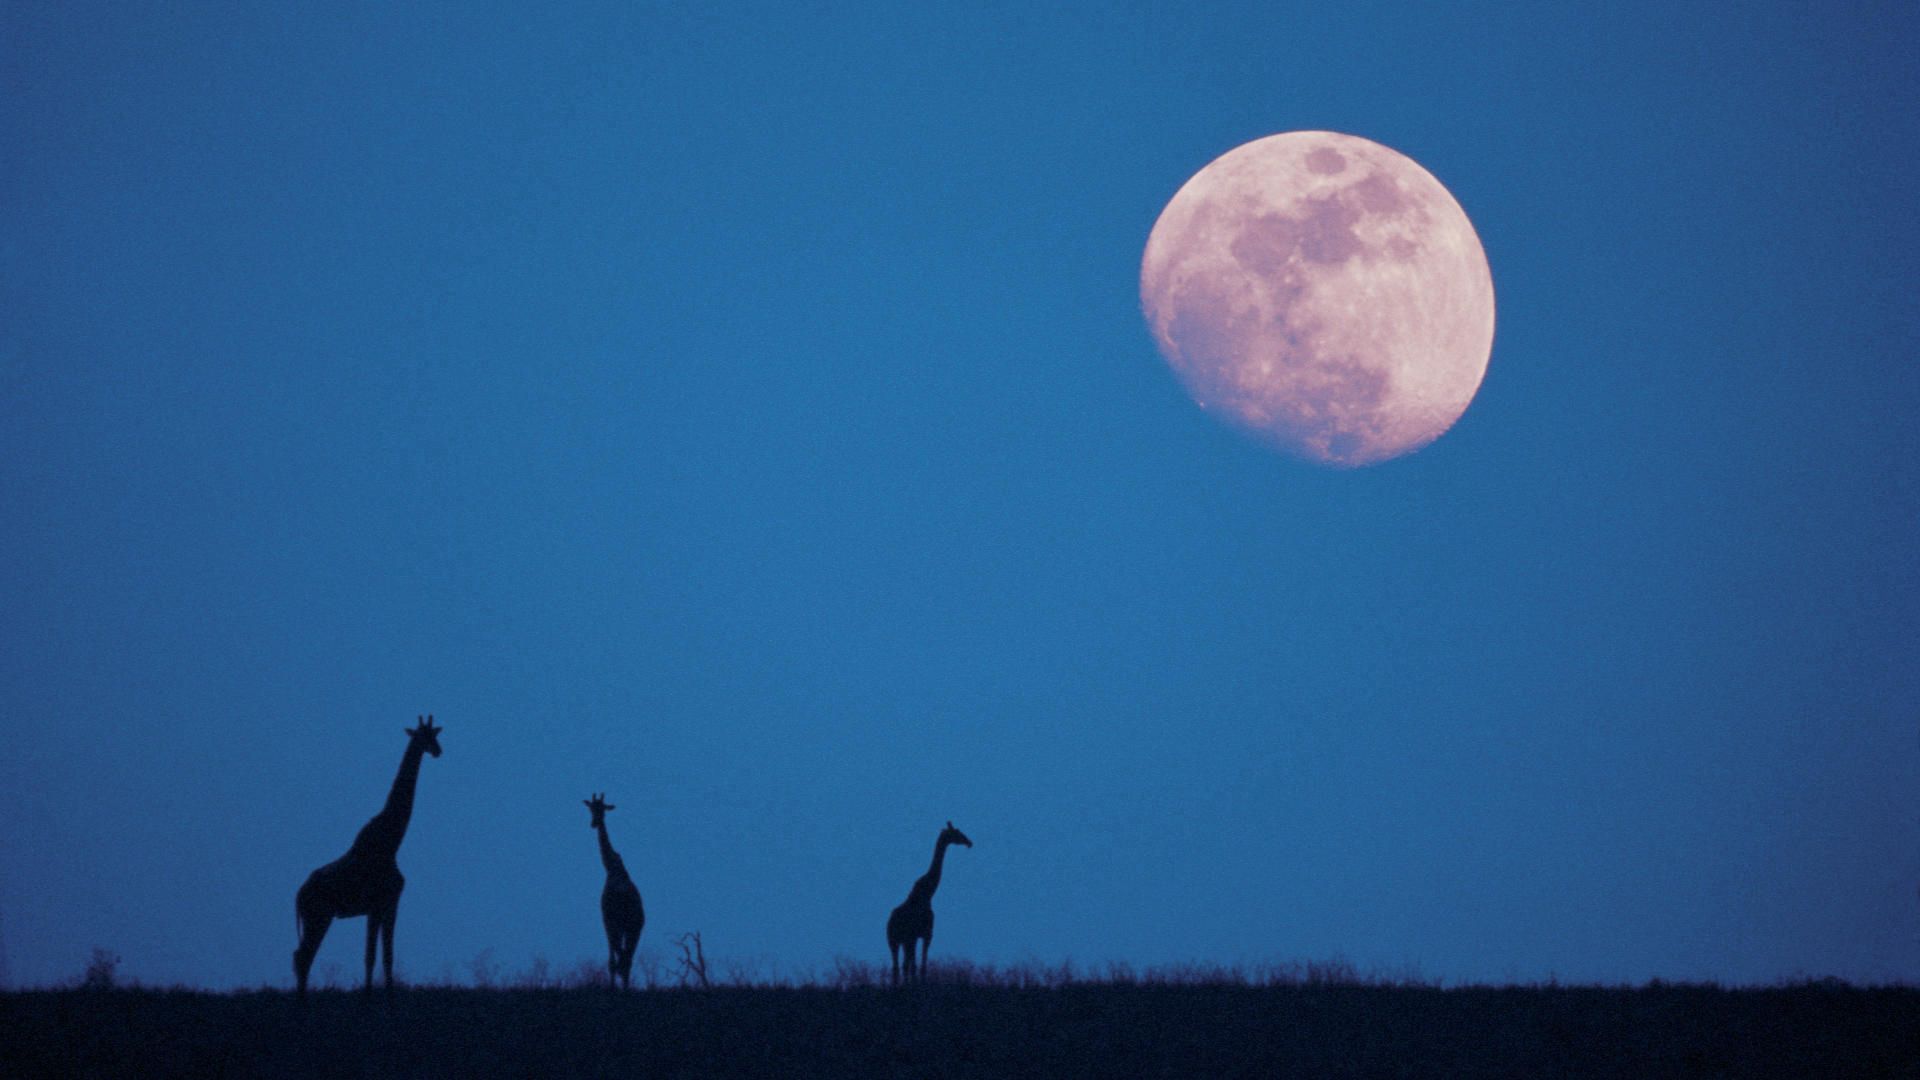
[889,941,899,986]
[618,931,638,990]
[381,906,397,990]
[606,927,621,988]
[294,914,332,996]
[920,937,931,983]
[363,917,379,992]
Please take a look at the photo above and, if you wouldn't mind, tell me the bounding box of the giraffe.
[585,793,645,988]
[886,821,972,985]
[292,716,442,995]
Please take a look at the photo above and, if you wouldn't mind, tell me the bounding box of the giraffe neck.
[596,821,627,880]
[363,741,426,853]
[922,836,951,894]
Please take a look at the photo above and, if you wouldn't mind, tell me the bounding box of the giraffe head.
[941,821,973,849]
[585,793,614,829]
[406,715,443,758]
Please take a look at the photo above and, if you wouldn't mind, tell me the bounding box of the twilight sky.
[2,2,1916,989]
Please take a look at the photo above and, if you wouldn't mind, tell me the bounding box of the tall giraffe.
[585,793,645,988]
[292,716,442,995]
[886,821,972,985]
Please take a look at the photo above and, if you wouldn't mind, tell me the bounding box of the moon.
[1140,131,1494,466]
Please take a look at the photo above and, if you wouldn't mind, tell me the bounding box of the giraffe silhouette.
[886,821,972,985]
[292,716,442,995]
[585,793,645,989]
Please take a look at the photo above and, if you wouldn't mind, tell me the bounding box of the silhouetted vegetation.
[673,932,711,990]
[4,964,1915,1079]
[77,949,121,992]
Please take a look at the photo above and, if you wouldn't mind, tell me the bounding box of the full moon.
[1140,131,1494,466]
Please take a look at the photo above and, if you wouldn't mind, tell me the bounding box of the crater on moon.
[1306,147,1347,174]
[1140,131,1495,467]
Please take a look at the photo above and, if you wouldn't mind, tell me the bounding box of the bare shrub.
[517,955,552,989]
[80,948,120,991]
[720,955,759,988]
[468,948,502,989]
[674,932,710,990]
[632,947,665,990]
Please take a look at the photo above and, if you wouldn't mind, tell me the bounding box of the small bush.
[559,958,610,989]
[80,948,120,991]
[517,955,552,989]
[632,947,665,990]
[468,948,502,989]
[829,956,880,989]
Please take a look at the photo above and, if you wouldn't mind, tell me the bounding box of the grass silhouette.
[3,960,1916,1078]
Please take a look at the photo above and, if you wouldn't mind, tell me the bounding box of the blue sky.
[2,1,1916,988]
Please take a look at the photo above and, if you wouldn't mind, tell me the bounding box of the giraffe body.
[292,717,441,995]
[586,794,645,988]
[886,822,971,984]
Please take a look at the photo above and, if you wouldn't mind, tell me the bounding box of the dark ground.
[3,980,1917,1079]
